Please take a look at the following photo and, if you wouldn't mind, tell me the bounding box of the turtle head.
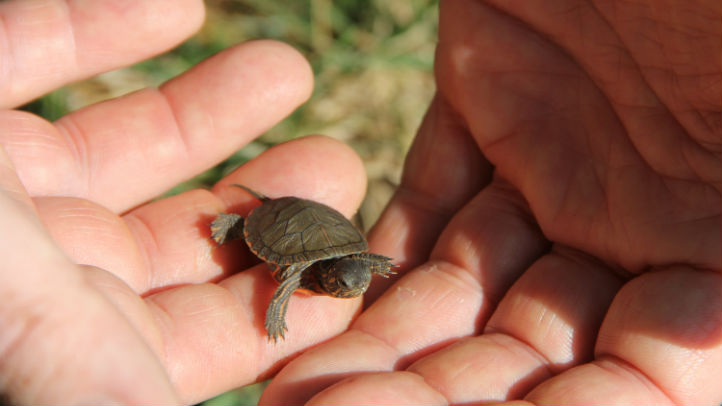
[318,256,372,298]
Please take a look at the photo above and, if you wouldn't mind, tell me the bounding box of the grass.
[21,1,438,404]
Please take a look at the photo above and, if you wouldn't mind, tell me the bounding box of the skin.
[0,1,367,404]
[262,0,721,405]
[0,0,718,405]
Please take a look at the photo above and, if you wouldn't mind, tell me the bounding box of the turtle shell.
[242,196,368,267]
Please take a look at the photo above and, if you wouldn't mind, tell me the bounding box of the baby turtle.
[210,185,395,342]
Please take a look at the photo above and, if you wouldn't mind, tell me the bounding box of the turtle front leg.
[265,262,311,342]
[210,213,244,244]
[355,253,397,277]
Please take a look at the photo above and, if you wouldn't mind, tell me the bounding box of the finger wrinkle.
[349,324,405,365]
[411,262,486,322]
[525,359,673,405]
[429,179,550,296]
[0,10,12,92]
[408,334,554,403]
[159,86,203,158]
[489,330,558,378]
[307,370,449,406]
[0,311,64,404]
[416,260,485,303]
[143,297,173,367]
[0,146,33,211]
[398,95,488,207]
[594,354,676,405]
[0,112,85,198]
[0,299,45,382]
[123,212,158,292]
[551,244,626,277]
[394,185,460,225]
[354,260,486,361]
[54,113,91,198]
[407,371,451,406]
[122,189,220,292]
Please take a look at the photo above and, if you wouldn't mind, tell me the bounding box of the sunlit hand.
[0,1,370,404]
[262,0,721,404]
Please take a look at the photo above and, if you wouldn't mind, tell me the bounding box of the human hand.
[0,1,371,404]
[262,0,721,404]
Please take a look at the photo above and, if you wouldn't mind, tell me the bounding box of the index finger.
[0,0,204,108]
[364,95,489,301]
[260,175,549,404]
[1,40,313,212]
[258,91,546,404]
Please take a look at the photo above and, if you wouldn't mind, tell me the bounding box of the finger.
[364,94,490,301]
[103,262,364,405]
[0,177,177,403]
[0,146,34,213]
[524,267,721,405]
[83,139,367,403]
[306,372,447,406]
[34,135,366,294]
[260,178,549,405]
[1,40,313,212]
[405,249,623,403]
[0,0,204,107]
[79,248,326,405]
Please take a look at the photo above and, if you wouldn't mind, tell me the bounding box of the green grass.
[201,380,270,406]
[21,1,438,404]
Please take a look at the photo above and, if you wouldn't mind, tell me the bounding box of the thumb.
[0,170,177,404]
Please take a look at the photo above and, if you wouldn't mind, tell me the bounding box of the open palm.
[262,0,721,404]
[0,1,375,404]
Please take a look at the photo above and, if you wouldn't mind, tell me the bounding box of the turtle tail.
[231,184,270,202]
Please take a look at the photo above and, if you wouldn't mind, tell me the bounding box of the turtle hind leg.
[265,262,311,342]
[210,213,244,244]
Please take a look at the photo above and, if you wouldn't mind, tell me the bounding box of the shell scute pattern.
[244,197,367,267]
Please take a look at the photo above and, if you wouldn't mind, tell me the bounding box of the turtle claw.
[355,253,397,277]
[265,320,288,342]
[376,261,398,278]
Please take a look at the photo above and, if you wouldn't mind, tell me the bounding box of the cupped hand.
[0,1,370,404]
[262,0,721,404]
